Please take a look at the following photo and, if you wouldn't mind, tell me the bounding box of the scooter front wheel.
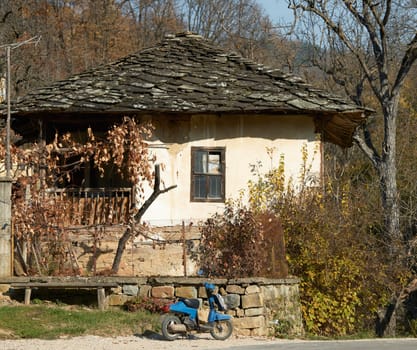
[161,315,182,341]
[210,319,233,340]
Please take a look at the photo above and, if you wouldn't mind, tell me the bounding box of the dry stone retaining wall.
[108,277,303,337]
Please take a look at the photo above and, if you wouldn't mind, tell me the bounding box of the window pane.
[191,147,225,202]
[194,151,207,173]
[208,153,221,174]
[193,175,206,198]
[208,175,221,198]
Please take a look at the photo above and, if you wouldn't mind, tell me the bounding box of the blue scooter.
[161,282,233,341]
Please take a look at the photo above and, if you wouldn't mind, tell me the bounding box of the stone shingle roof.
[3,32,370,147]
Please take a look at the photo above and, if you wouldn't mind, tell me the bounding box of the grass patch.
[0,304,160,339]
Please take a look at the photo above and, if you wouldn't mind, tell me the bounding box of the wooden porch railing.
[47,187,132,226]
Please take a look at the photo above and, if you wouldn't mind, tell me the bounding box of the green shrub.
[270,319,292,338]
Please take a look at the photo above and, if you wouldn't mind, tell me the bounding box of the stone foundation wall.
[107,277,303,337]
[67,225,200,277]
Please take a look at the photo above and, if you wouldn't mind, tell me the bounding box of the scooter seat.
[181,298,200,309]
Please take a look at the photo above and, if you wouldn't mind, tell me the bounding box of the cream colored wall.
[140,114,321,226]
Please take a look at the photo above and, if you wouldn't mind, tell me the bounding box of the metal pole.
[6,45,11,178]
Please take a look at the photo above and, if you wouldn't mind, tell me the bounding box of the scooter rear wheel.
[210,319,233,340]
[161,315,182,341]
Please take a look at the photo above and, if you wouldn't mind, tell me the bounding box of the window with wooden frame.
[191,147,225,202]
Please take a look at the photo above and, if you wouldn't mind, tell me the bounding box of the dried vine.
[0,117,161,275]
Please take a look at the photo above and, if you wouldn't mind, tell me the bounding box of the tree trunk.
[111,164,176,273]
[375,98,402,337]
[376,279,417,337]
[379,98,402,255]
[288,0,417,338]
[375,296,398,337]
[111,227,132,274]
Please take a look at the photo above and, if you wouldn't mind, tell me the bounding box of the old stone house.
[2,32,369,276]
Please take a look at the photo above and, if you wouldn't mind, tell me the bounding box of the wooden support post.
[97,287,106,311]
[24,287,31,305]
[0,178,12,277]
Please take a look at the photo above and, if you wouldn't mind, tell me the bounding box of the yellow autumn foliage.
[245,149,409,336]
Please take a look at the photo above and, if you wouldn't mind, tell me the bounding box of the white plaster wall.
[141,114,321,226]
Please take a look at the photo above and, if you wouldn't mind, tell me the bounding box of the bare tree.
[288,0,417,336]
[178,0,279,62]
[111,163,176,273]
[288,0,417,250]
[0,0,144,95]
[1,0,290,96]
[118,0,182,49]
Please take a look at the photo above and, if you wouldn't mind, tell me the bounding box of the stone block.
[260,285,278,302]
[111,286,122,294]
[245,285,260,294]
[224,294,240,309]
[226,309,237,317]
[198,286,207,298]
[176,286,197,298]
[236,308,245,317]
[242,293,263,308]
[152,286,175,298]
[233,316,265,329]
[108,294,131,306]
[235,328,251,336]
[226,285,245,294]
[245,307,265,317]
[0,284,10,294]
[139,285,152,297]
[251,326,268,336]
[123,284,139,296]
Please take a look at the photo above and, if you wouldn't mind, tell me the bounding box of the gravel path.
[2,334,417,350]
[1,334,283,350]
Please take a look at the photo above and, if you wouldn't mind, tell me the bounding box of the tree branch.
[133,164,177,221]
[111,163,177,273]
[342,1,388,98]
[393,32,417,97]
[290,1,382,100]
[382,0,392,26]
[353,127,381,171]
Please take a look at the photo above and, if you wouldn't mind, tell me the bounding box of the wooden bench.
[11,281,119,310]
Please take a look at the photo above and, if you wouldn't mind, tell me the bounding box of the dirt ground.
[1,334,287,350]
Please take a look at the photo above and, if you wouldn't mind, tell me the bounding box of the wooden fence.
[47,187,132,226]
